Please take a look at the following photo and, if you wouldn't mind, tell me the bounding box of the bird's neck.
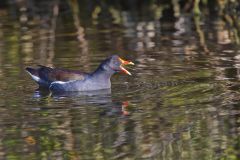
[90,66,115,82]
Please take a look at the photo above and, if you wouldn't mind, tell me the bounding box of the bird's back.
[26,65,88,87]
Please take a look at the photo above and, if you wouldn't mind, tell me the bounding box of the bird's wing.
[27,65,87,83]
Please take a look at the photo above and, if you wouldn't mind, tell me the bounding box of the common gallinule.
[26,55,134,92]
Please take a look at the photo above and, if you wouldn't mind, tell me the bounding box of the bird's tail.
[25,67,38,76]
[25,67,41,83]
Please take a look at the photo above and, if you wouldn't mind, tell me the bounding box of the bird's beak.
[119,57,135,65]
[119,57,134,75]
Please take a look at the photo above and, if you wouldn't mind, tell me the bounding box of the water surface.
[0,1,240,159]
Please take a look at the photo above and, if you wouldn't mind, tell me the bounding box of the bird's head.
[101,55,134,75]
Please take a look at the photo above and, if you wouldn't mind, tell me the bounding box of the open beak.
[119,57,134,75]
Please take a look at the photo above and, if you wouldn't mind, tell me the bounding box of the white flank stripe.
[26,71,40,82]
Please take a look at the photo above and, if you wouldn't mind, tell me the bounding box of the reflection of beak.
[119,57,134,75]
[122,101,129,116]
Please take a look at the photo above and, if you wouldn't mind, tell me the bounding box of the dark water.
[0,1,240,160]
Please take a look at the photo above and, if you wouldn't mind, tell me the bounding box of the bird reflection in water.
[32,88,130,116]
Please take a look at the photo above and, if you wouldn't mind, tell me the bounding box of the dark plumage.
[26,55,134,92]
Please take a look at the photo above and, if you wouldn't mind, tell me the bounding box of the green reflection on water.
[0,0,240,159]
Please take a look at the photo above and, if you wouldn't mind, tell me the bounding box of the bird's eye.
[113,60,119,66]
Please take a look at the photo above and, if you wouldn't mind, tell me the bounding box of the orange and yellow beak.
[119,57,134,75]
